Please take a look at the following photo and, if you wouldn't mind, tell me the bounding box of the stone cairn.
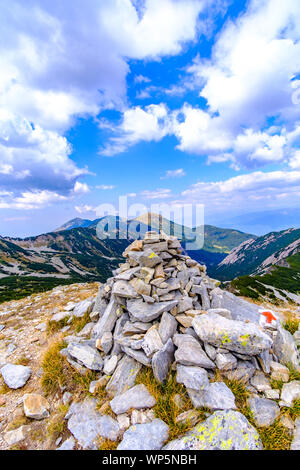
[60,230,300,450]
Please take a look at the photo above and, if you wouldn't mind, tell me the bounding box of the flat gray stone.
[73,298,94,318]
[192,313,272,356]
[158,312,177,344]
[248,397,280,427]
[187,382,236,410]
[152,338,175,383]
[273,324,300,372]
[118,419,169,450]
[121,346,151,366]
[127,298,178,322]
[250,371,271,392]
[174,335,215,369]
[92,299,119,339]
[112,280,140,299]
[280,380,300,407]
[215,352,237,371]
[105,355,142,397]
[67,398,119,449]
[142,326,163,357]
[223,360,256,383]
[3,425,31,446]
[110,384,156,415]
[163,410,263,450]
[67,343,103,371]
[0,364,31,389]
[176,365,209,391]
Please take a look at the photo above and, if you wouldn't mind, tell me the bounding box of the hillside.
[0,214,255,303]
[215,228,300,280]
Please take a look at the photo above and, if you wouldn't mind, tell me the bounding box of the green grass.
[283,318,300,335]
[258,419,293,450]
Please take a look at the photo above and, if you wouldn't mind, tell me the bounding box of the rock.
[175,314,193,328]
[187,382,236,410]
[127,249,162,268]
[291,418,300,450]
[215,352,237,371]
[280,380,300,407]
[211,289,260,323]
[192,313,272,356]
[270,361,289,382]
[0,364,31,389]
[207,308,232,319]
[130,278,151,296]
[62,392,73,406]
[77,322,94,337]
[57,436,76,450]
[96,331,113,354]
[23,393,50,419]
[67,398,119,449]
[204,343,217,361]
[250,371,271,392]
[115,267,140,281]
[152,338,175,383]
[177,296,194,314]
[158,312,177,344]
[117,414,131,431]
[163,410,262,450]
[118,419,169,450]
[121,346,151,366]
[67,343,103,371]
[264,389,280,400]
[73,298,94,318]
[280,414,295,433]
[131,409,155,425]
[248,397,280,427]
[51,311,70,322]
[112,280,139,299]
[110,384,156,415]
[103,355,118,375]
[174,335,215,369]
[273,324,300,372]
[257,350,271,374]
[142,326,163,357]
[92,299,119,339]
[176,365,209,391]
[105,355,142,397]
[224,360,256,383]
[176,410,201,427]
[3,425,31,446]
[126,299,178,323]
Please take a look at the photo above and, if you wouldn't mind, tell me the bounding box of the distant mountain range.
[0,213,254,302]
[215,228,300,304]
[0,213,299,305]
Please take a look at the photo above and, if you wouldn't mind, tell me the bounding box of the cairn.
[62,230,289,401]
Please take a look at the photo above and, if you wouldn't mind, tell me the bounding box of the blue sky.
[0,0,300,237]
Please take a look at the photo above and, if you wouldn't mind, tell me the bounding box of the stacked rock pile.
[60,230,300,450]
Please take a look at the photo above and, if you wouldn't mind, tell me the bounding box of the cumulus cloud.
[180,170,300,215]
[101,104,171,155]
[141,188,172,199]
[96,185,116,190]
[0,0,207,206]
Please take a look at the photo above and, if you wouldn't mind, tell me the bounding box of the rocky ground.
[0,231,300,451]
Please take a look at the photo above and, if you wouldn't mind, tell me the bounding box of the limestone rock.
[67,343,103,371]
[158,312,177,344]
[248,397,280,427]
[152,338,175,383]
[187,382,236,410]
[73,298,94,318]
[280,380,300,407]
[273,325,300,372]
[176,364,209,391]
[105,355,142,397]
[126,298,178,322]
[23,393,50,419]
[3,425,31,446]
[57,437,76,450]
[142,326,163,357]
[174,335,215,369]
[193,313,272,356]
[291,418,300,450]
[270,361,289,382]
[110,384,156,415]
[118,419,169,450]
[0,364,31,389]
[163,410,262,450]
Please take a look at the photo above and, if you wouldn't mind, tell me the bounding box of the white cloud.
[141,188,172,199]
[73,181,90,195]
[75,205,97,214]
[0,0,207,205]
[101,103,171,155]
[180,170,300,216]
[161,168,186,179]
[0,189,68,210]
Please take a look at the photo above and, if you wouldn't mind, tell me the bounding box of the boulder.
[163,410,263,450]
[187,382,236,410]
[193,313,272,356]
[152,338,175,383]
[67,343,103,371]
[23,393,50,419]
[176,365,209,391]
[126,299,178,322]
[248,397,280,427]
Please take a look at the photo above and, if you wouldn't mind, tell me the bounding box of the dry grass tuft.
[258,418,293,450]
[98,438,119,450]
[283,316,299,335]
[47,404,69,441]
